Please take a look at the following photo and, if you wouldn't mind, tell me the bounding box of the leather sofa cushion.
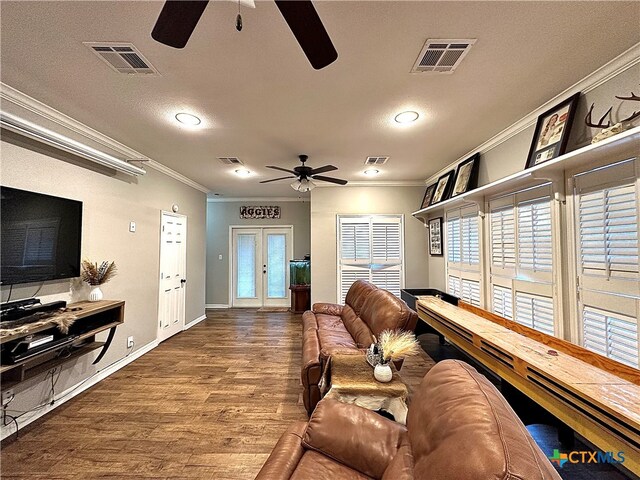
[408,360,560,480]
[254,421,307,480]
[302,310,318,333]
[291,451,372,480]
[340,305,375,348]
[359,289,415,338]
[317,327,358,353]
[345,280,378,315]
[381,436,414,480]
[316,313,346,331]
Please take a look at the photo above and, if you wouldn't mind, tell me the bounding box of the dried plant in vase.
[374,330,420,383]
[81,260,117,302]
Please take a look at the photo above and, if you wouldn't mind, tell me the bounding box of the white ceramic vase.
[374,363,393,383]
[88,286,103,302]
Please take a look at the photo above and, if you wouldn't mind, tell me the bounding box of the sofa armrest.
[312,303,343,316]
[255,422,307,480]
[302,398,407,479]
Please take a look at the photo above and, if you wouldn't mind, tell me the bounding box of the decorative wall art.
[428,217,443,256]
[431,171,455,204]
[239,206,281,219]
[451,153,480,198]
[525,92,580,169]
[420,183,438,209]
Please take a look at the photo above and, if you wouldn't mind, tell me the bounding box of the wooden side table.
[324,353,409,424]
[289,285,310,313]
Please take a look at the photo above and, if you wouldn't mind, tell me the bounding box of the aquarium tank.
[290,259,310,286]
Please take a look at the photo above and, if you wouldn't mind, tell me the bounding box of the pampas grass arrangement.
[81,260,117,286]
[378,330,420,363]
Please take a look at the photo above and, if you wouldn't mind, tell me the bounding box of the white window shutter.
[447,216,461,263]
[448,275,461,297]
[339,268,370,303]
[461,278,481,306]
[492,285,513,320]
[518,198,552,271]
[578,184,639,277]
[461,214,479,265]
[372,221,401,262]
[582,306,638,368]
[340,222,371,261]
[515,292,554,335]
[371,267,402,297]
[491,206,515,269]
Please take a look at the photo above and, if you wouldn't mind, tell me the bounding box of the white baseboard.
[0,339,158,441]
[205,303,229,309]
[183,314,206,330]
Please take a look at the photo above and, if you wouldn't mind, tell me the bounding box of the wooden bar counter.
[417,296,640,475]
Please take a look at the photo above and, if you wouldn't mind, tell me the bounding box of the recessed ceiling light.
[394,111,419,124]
[175,112,201,126]
[234,169,251,177]
[364,169,380,176]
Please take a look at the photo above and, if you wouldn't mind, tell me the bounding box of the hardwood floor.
[0,309,434,479]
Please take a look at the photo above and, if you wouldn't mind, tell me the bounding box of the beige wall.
[206,200,310,305]
[310,186,429,304]
[0,134,206,427]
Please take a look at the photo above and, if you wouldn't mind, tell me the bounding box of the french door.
[231,227,293,307]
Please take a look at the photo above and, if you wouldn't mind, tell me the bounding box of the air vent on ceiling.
[365,156,389,166]
[218,157,244,165]
[411,39,476,74]
[84,42,159,75]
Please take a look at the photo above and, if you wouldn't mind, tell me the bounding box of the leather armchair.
[257,360,561,480]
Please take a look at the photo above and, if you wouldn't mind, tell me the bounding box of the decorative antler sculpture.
[586,88,640,143]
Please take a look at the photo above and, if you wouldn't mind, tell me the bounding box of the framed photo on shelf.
[525,92,580,169]
[420,183,438,209]
[451,153,480,198]
[431,170,455,204]
[428,217,443,256]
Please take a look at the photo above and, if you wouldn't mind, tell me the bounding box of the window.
[338,215,404,303]
[445,205,481,306]
[488,184,558,334]
[571,158,640,368]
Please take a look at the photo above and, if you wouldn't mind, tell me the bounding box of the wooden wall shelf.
[413,126,640,221]
[0,300,124,388]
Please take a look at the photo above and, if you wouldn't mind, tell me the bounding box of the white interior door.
[158,212,187,342]
[231,227,292,307]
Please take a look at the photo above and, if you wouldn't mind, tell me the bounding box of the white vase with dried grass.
[81,260,117,302]
[374,330,421,383]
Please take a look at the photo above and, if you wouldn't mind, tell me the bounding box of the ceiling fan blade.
[309,165,337,175]
[259,176,296,184]
[312,175,348,185]
[151,0,209,49]
[266,165,298,175]
[274,1,338,70]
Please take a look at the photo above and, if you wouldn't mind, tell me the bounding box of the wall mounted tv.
[1,186,82,285]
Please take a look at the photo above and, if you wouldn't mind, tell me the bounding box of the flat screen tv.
[1,186,82,285]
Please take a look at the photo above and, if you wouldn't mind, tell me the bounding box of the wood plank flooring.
[0,309,434,479]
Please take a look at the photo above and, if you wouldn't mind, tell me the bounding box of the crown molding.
[0,82,210,193]
[207,196,308,202]
[315,180,426,187]
[423,42,640,185]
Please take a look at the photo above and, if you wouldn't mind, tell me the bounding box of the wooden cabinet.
[0,300,124,388]
[289,285,310,314]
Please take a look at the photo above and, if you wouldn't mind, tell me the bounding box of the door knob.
[181,278,187,284]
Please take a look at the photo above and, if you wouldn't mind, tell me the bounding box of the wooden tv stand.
[0,300,124,388]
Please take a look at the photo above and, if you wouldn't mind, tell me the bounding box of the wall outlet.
[127,336,134,348]
[2,389,14,407]
[129,221,136,233]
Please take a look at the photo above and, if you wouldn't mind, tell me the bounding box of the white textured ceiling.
[1,1,639,197]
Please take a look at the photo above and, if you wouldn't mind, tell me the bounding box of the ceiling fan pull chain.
[236,0,243,32]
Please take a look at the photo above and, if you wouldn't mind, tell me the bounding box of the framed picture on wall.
[420,182,438,209]
[431,170,455,204]
[525,92,580,169]
[428,217,443,256]
[451,153,480,198]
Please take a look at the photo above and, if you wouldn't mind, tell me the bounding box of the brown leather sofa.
[301,280,418,414]
[257,360,561,480]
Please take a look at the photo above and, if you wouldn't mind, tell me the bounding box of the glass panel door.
[232,229,262,307]
[262,228,292,307]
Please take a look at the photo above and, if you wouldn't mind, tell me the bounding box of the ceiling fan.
[261,155,347,192]
[151,0,338,70]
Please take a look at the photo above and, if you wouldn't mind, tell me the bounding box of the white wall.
[0,133,206,434]
[310,185,429,304]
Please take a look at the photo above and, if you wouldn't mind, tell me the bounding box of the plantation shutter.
[515,292,554,335]
[461,214,480,265]
[491,206,515,269]
[445,206,482,304]
[492,285,513,320]
[338,215,404,303]
[447,215,461,263]
[448,275,461,298]
[518,198,552,271]
[582,306,638,368]
[461,278,481,306]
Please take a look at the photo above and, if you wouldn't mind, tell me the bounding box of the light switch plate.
[129,221,136,233]
[218,254,223,260]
